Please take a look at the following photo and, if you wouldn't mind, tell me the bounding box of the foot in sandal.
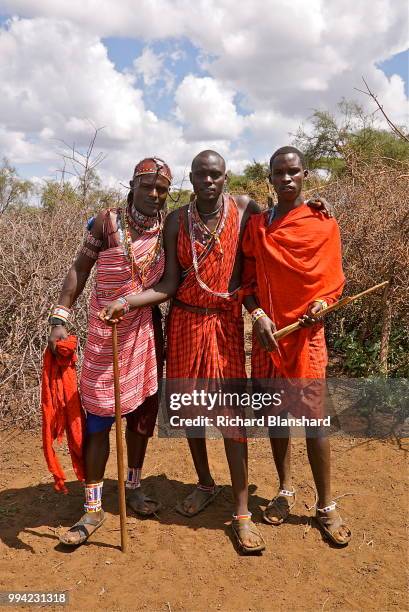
[59,510,105,546]
[315,502,351,546]
[176,482,222,517]
[126,488,161,517]
[263,488,296,525]
[231,513,265,554]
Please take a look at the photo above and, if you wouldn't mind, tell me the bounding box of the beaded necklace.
[187,195,239,299]
[127,204,160,234]
[120,207,163,287]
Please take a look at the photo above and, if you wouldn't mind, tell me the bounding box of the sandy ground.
[0,429,408,612]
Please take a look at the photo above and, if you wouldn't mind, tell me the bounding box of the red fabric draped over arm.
[41,336,85,493]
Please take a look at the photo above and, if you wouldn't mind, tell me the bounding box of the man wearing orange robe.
[242,146,351,546]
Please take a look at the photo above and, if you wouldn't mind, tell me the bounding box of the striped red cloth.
[80,211,164,416]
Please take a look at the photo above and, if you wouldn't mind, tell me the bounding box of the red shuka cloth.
[41,336,85,493]
[166,198,246,379]
[242,205,345,378]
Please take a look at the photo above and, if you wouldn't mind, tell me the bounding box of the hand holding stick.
[273,281,389,341]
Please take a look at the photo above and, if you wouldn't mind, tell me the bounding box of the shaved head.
[270,146,306,170]
[191,150,226,172]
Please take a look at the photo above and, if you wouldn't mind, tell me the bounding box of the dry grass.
[0,153,407,428]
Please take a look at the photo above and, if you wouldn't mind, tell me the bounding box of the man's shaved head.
[191,150,226,172]
[269,146,306,170]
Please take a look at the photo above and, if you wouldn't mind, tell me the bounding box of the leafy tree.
[294,99,409,175]
[0,158,33,214]
[243,161,269,182]
[41,180,77,212]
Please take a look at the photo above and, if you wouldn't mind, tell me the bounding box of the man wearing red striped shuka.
[101,150,266,554]
[47,158,172,547]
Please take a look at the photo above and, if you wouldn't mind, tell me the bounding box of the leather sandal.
[176,482,223,517]
[315,502,351,547]
[231,514,266,554]
[263,488,296,525]
[126,489,161,517]
[58,511,105,547]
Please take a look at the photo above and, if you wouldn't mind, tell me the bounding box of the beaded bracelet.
[117,297,130,314]
[313,299,328,311]
[79,245,99,260]
[49,316,67,327]
[250,307,267,325]
[85,231,103,248]
[50,304,71,323]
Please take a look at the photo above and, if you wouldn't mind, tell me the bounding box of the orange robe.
[242,204,345,379]
[166,197,246,380]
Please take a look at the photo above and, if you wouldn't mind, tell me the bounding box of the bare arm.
[58,211,104,306]
[241,212,278,352]
[48,212,103,351]
[99,208,182,322]
[243,295,259,314]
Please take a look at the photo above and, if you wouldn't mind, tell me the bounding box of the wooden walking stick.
[112,322,128,553]
[273,281,389,341]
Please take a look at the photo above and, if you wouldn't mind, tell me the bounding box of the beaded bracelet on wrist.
[314,299,328,310]
[48,316,68,327]
[117,297,130,314]
[50,304,71,323]
[250,308,267,325]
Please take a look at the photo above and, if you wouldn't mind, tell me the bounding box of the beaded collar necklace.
[187,195,238,299]
[196,200,224,218]
[127,204,160,234]
[120,207,163,287]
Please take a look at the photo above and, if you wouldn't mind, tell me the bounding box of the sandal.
[315,502,351,547]
[176,483,223,517]
[126,489,161,517]
[231,514,266,554]
[58,510,105,547]
[263,488,296,525]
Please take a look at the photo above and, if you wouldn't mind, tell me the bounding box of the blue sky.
[0,1,407,186]
[103,34,409,119]
[103,36,209,120]
[378,49,408,96]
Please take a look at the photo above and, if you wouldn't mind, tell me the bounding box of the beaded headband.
[133,157,172,183]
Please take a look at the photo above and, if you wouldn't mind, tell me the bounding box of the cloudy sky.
[0,0,408,190]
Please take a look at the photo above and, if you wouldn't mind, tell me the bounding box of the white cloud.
[175,75,244,141]
[130,46,175,95]
[0,17,191,183]
[132,47,163,87]
[0,1,407,188]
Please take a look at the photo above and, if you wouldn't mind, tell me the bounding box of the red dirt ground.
[0,430,407,611]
